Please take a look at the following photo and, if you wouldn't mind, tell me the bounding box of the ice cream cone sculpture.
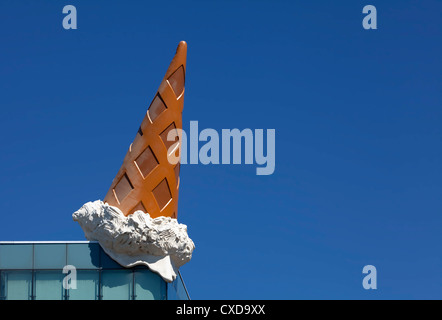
[103,41,187,219]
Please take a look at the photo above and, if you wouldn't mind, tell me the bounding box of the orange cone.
[103,41,187,219]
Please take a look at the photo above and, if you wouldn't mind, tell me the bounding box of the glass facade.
[0,242,189,300]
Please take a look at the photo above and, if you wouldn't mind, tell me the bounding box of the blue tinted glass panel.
[170,273,190,300]
[35,271,64,300]
[3,271,32,300]
[100,249,122,269]
[34,244,66,269]
[167,282,179,300]
[68,270,99,300]
[0,272,5,299]
[67,243,100,269]
[101,270,133,300]
[0,244,33,269]
[134,269,165,300]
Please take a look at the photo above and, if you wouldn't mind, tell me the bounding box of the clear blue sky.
[0,0,441,299]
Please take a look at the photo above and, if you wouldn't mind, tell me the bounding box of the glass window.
[0,272,4,300]
[34,271,64,300]
[101,270,133,300]
[0,243,180,300]
[34,244,66,269]
[2,271,33,300]
[0,244,33,269]
[168,273,190,300]
[134,269,165,300]
[68,270,99,300]
[100,249,122,269]
[67,243,100,269]
[167,281,180,300]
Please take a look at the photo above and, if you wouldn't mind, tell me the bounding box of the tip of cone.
[176,41,187,54]
[162,41,187,80]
